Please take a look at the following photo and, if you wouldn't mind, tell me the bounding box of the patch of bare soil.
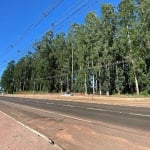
[0,111,60,150]
[0,101,149,150]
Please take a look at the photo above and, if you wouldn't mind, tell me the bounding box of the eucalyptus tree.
[2,0,150,95]
[23,52,33,90]
[13,57,26,91]
[53,32,68,92]
[66,27,78,92]
[13,52,33,92]
[33,31,57,92]
[1,60,15,93]
[31,52,49,92]
[85,12,101,94]
[117,0,141,95]
[100,4,116,95]
[135,0,150,93]
[68,23,88,94]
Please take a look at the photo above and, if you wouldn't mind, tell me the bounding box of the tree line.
[1,0,150,95]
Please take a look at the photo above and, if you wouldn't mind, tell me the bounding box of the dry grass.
[4,92,150,107]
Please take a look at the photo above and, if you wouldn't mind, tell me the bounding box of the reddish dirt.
[0,94,150,150]
[0,111,59,150]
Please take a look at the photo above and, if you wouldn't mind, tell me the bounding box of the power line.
[18,0,65,42]
[53,0,91,32]
[0,0,93,70]
[52,0,109,35]
[53,0,101,33]
[0,0,92,70]
[32,0,93,38]
[1,0,65,66]
[1,0,149,75]
[49,0,89,30]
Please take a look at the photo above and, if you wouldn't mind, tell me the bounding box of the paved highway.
[0,96,150,131]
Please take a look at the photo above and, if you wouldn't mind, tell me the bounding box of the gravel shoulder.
[0,111,60,150]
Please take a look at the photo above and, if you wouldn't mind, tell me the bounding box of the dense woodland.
[1,0,150,95]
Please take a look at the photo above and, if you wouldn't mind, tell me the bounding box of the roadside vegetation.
[1,0,150,95]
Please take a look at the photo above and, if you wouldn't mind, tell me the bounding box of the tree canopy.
[1,0,150,95]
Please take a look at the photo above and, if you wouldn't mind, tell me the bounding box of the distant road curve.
[0,96,150,131]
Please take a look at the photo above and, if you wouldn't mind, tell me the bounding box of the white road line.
[128,112,150,117]
[86,107,150,117]
[46,102,54,105]
[87,107,108,112]
[46,103,50,104]
[3,100,150,117]
[0,110,63,150]
[2,101,92,123]
[63,104,74,108]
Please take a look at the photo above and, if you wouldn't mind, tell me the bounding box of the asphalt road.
[0,95,150,131]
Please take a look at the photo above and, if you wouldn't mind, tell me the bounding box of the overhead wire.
[0,0,101,79]
[31,0,90,40]
[0,0,65,68]
[52,0,107,34]
[0,0,91,70]
[18,0,65,42]
[53,0,91,32]
[1,0,149,78]
[32,0,93,39]
[0,0,94,71]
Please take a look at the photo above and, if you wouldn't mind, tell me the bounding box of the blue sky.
[0,0,121,78]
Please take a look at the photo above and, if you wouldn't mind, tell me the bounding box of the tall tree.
[100,4,116,95]
[118,0,140,95]
[1,61,15,93]
[34,31,57,92]
[53,32,68,92]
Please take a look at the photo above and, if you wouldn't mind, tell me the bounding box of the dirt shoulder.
[4,93,150,107]
[0,101,150,150]
[0,111,61,150]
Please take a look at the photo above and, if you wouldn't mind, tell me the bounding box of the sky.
[0,0,121,78]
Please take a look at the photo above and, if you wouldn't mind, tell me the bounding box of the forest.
[1,0,150,95]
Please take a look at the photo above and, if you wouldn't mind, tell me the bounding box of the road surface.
[0,95,149,131]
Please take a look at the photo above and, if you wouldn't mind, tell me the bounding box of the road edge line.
[0,110,63,150]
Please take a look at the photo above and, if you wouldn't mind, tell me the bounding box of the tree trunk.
[106,65,110,96]
[71,43,74,91]
[33,81,35,94]
[95,77,98,94]
[131,60,140,95]
[99,69,102,95]
[91,53,95,95]
[127,25,140,95]
[92,74,95,94]
[19,82,22,91]
[60,82,63,93]
[84,72,87,95]
[134,72,139,95]
[106,91,109,96]
[40,83,42,91]
[66,73,69,92]
[23,82,25,91]
[116,63,120,95]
